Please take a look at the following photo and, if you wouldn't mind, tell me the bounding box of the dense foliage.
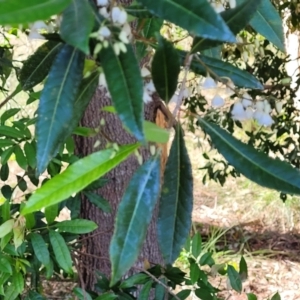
[0,0,298,299]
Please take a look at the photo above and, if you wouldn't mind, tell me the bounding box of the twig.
[73,254,88,300]
[0,84,22,109]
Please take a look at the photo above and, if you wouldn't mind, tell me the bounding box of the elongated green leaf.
[237,0,284,52]
[36,44,85,175]
[110,154,161,286]
[0,256,12,274]
[191,233,202,259]
[24,142,36,169]
[0,125,25,139]
[55,219,98,234]
[270,292,281,300]
[14,145,27,170]
[239,256,248,281]
[192,0,263,52]
[247,293,257,300]
[197,118,300,195]
[138,280,153,300]
[100,44,144,141]
[45,204,58,224]
[60,0,94,54]
[49,230,73,274]
[0,108,20,124]
[21,144,139,215]
[0,139,15,148]
[4,271,23,300]
[0,0,72,25]
[0,219,14,238]
[139,0,235,43]
[84,191,111,213]
[190,54,264,89]
[73,287,93,300]
[19,41,63,90]
[157,124,193,264]
[144,121,169,143]
[227,265,242,293]
[152,36,180,102]
[30,233,50,266]
[0,163,9,181]
[119,274,149,289]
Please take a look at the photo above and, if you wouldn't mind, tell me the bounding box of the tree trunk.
[75,88,164,290]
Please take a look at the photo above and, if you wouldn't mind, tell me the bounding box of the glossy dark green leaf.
[36,44,85,175]
[0,256,12,274]
[157,124,193,264]
[191,233,202,259]
[189,54,263,89]
[60,0,94,54]
[0,108,20,124]
[17,177,27,192]
[19,41,63,90]
[49,230,73,274]
[227,265,242,293]
[4,271,23,300]
[192,0,263,52]
[270,292,281,300]
[110,154,161,286]
[100,44,144,141]
[0,163,9,181]
[239,256,248,281]
[14,145,27,170]
[202,46,221,59]
[1,147,14,165]
[73,287,93,300]
[84,191,111,213]
[0,125,25,139]
[197,118,300,195]
[139,0,235,43]
[21,144,139,215]
[95,292,117,300]
[119,274,149,289]
[45,204,58,224]
[30,232,50,266]
[154,277,166,300]
[237,0,284,52]
[199,252,214,267]
[138,280,153,300]
[247,293,257,300]
[152,36,180,102]
[194,288,214,300]
[190,262,200,284]
[0,0,72,25]
[172,290,191,300]
[24,141,36,169]
[55,219,98,234]
[1,185,13,200]
[0,139,15,148]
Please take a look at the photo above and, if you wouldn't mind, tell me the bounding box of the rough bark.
[75,88,164,290]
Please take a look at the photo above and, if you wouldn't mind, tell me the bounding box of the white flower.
[263,100,271,114]
[122,23,132,40]
[245,107,254,119]
[99,7,109,18]
[119,30,129,44]
[28,21,48,40]
[202,77,217,89]
[231,102,247,120]
[255,101,264,111]
[145,81,156,94]
[241,93,253,108]
[141,67,151,77]
[97,0,109,5]
[211,94,225,108]
[255,112,274,126]
[112,7,127,25]
[28,31,45,40]
[229,0,236,8]
[99,26,111,38]
[31,21,48,30]
[143,89,152,104]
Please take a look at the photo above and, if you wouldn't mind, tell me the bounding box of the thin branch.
[0,85,22,110]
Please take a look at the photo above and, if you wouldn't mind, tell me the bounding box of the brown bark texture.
[75,89,164,290]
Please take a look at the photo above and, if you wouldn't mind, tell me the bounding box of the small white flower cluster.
[92,0,132,56]
[140,67,156,104]
[28,21,49,40]
[210,0,236,13]
[199,76,235,108]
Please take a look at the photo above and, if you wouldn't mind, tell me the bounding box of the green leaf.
[0,0,72,25]
[55,219,98,234]
[0,219,14,238]
[119,273,149,289]
[190,261,200,284]
[237,0,285,52]
[192,0,263,52]
[247,293,257,300]
[95,292,117,300]
[100,44,144,141]
[36,44,85,175]
[60,0,94,54]
[0,163,9,181]
[126,4,152,18]
[239,256,248,281]
[73,287,93,300]
[4,271,23,300]
[191,233,202,259]
[157,124,193,264]
[30,233,50,266]
[0,139,15,148]
[0,125,25,139]
[49,230,73,274]
[227,265,242,293]
[194,288,214,300]
[0,256,12,274]
[21,144,139,215]
[270,292,281,300]
[189,54,263,90]
[24,141,36,169]
[110,154,161,286]
[84,191,112,213]
[0,108,20,124]
[1,147,14,165]
[152,36,180,103]
[197,118,300,195]
[14,145,27,170]
[144,121,169,143]
[136,17,163,60]
[139,0,235,43]
[199,252,215,267]
[45,204,59,224]
[138,280,153,300]
[19,41,63,90]
[173,290,191,300]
